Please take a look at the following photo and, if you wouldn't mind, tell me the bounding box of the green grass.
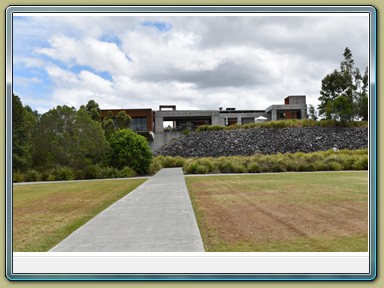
[13,178,147,251]
[186,171,368,252]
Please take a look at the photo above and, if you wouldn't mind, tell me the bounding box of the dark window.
[131,117,147,131]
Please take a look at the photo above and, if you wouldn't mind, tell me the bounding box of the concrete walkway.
[50,168,204,252]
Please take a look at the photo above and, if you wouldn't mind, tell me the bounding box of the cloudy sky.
[12,12,369,113]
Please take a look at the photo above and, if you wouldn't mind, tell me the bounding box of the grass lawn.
[13,178,147,252]
[185,171,368,252]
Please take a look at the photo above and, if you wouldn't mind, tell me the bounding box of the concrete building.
[100,95,307,150]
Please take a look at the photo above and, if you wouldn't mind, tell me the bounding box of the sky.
[12,13,370,114]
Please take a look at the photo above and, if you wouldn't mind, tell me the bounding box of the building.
[100,108,154,141]
[100,95,307,150]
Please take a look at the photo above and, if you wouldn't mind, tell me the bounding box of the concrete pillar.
[301,107,307,119]
[155,116,164,132]
[212,115,225,126]
[271,109,277,121]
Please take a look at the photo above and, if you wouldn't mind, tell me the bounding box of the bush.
[119,166,137,178]
[13,171,25,183]
[149,157,163,175]
[84,165,102,179]
[196,125,225,132]
[74,169,85,180]
[217,158,246,173]
[352,156,368,170]
[158,149,368,174]
[24,169,41,182]
[182,129,190,135]
[195,119,368,132]
[196,158,217,173]
[108,129,152,175]
[183,161,209,174]
[161,156,185,167]
[54,166,75,181]
[97,166,120,179]
[247,162,261,173]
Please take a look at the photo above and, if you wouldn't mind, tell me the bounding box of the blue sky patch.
[70,65,113,82]
[99,34,123,47]
[141,20,172,32]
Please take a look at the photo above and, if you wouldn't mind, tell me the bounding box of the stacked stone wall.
[154,127,368,157]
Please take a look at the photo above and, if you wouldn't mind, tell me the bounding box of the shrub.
[217,158,246,173]
[156,149,368,174]
[149,158,163,175]
[24,169,41,182]
[98,166,120,179]
[196,125,225,132]
[108,129,153,175]
[196,119,367,132]
[161,156,185,167]
[196,158,217,173]
[352,156,368,170]
[325,161,343,171]
[74,169,85,180]
[183,161,209,174]
[13,171,25,183]
[54,166,75,181]
[84,164,102,179]
[119,166,137,178]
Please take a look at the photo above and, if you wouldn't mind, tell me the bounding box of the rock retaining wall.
[154,127,368,157]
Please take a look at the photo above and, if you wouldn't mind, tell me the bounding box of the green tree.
[12,94,38,171]
[116,110,132,130]
[85,99,101,122]
[308,104,318,121]
[318,47,368,121]
[354,67,369,121]
[108,129,152,175]
[102,110,116,139]
[318,70,346,119]
[32,105,108,170]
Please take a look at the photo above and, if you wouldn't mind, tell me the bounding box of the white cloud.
[37,35,131,76]
[13,14,370,113]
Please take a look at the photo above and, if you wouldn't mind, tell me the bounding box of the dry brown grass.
[13,179,146,251]
[186,172,368,252]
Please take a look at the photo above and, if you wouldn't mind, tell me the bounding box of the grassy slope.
[13,179,146,252]
[186,171,368,252]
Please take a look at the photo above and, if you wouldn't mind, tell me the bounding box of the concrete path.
[50,168,204,252]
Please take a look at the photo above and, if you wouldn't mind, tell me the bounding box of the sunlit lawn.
[13,178,147,251]
[186,171,368,252]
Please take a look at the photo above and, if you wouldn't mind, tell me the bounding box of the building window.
[131,117,147,131]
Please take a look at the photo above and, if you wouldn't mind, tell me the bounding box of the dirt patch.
[186,172,368,252]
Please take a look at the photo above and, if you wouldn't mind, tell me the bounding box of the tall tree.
[318,47,368,121]
[32,105,108,170]
[85,99,101,122]
[102,110,116,140]
[308,104,318,121]
[354,67,369,121]
[12,94,38,171]
[116,110,132,130]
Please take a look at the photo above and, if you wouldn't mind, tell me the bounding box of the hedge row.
[13,165,137,183]
[150,149,368,174]
[196,119,368,132]
[14,149,368,182]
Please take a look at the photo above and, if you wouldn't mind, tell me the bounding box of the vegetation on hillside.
[196,119,367,132]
